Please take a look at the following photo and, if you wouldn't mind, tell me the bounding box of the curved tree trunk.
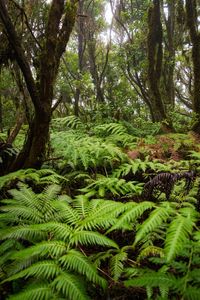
[0,0,77,170]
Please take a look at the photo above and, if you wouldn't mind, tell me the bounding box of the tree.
[147,0,166,123]
[0,0,77,171]
[185,0,200,133]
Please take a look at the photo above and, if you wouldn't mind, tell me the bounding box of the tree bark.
[74,0,85,116]
[186,0,200,133]
[163,0,175,108]
[0,0,77,170]
[147,0,168,124]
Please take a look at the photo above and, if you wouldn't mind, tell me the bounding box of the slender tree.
[185,0,200,133]
[147,0,166,123]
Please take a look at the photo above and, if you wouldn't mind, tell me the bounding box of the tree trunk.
[87,40,105,103]
[0,94,3,132]
[6,111,25,144]
[186,0,200,133]
[147,0,167,123]
[163,0,175,108]
[74,0,85,116]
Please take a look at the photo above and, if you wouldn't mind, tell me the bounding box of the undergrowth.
[1,117,200,299]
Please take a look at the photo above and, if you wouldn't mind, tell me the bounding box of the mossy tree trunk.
[0,0,77,170]
[186,0,200,134]
[147,0,172,130]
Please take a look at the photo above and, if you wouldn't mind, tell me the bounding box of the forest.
[0,0,200,299]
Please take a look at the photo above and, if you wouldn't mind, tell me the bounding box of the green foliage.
[0,168,66,189]
[1,119,200,300]
[51,129,126,171]
[80,174,143,198]
[0,184,117,299]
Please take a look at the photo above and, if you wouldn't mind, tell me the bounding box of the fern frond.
[11,241,67,260]
[52,200,81,225]
[137,246,164,262]
[81,175,143,197]
[110,251,127,281]
[125,272,180,289]
[59,249,107,288]
[0,168,64,188]
[93,122,127,136]
[76,200,125,230]
[184,287,200,300]
[4,260,61,282]
[108,201,155,232]
[8,282,55,300]
[134,206,170,245]
[1,205,43,223]
[71,231,118,248]
[8,184,38,208]
[164,212,194,262]
[0,224,48,241]
[52,273,90,300]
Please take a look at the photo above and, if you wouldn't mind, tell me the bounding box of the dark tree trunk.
[163,0,175,108]
[0,94,3,132]
[186,0,200,133]
[147,0,168,123]
[0,0,77,170]
[88,40,105,103]
[74,0,85,116]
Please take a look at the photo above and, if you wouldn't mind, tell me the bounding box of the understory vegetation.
[1,118,200,300]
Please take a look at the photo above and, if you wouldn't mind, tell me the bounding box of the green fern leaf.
[125,272,180,289]
[1,205,43,223]
[137,246,164,262]
[45,222,72,242]
[134,206,169,245]
[8,282,55,300]
[165,213,194,262]
[184,286,200,300]
[59,249,107,288]
[110,251,127,281]
[52,273,90,300]
[12,241,67,260]
[0,224,48,241]
[4,260,61,282]
[108,201,155,232]
[71,231,118,248]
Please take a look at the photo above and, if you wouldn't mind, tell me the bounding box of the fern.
[164,208,196,262]
[8,282,55,300]
[80,175,143,198]
[125,271,182,293]
[107,201,155,232]
[0,168,65,189]
[71,231,118,248]
[52,115,84,130]
[134,205,170,245]
[116,158,177,179]
[93,122,127,137]
[137,246,164,262]
[59,249,107,288]
[110,251,128,281]
[51,130,126,170]
[0,184,119,299]
[52,273,90,300]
